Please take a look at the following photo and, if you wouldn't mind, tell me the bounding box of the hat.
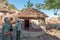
[4,17,9,22]
[16,18,20,22]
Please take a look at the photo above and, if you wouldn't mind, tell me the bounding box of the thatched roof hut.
[0,7,8,12]
[0,7,16,24]
[3,14,16,23]
[19,7,48,19]
[17,7,48,31]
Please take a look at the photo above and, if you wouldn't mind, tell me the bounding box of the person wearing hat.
[2,17,12,40]
[15,19,22,40]
[9,17,13,40]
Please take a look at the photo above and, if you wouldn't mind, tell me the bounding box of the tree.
[36,3,45,10]
[45,0,60,15]
[44,0,60,20]
[24,0,33,8]
[36,0,60,15]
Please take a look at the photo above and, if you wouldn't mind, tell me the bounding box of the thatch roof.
[0,7,8,12]
[2,14,16,24]
[0,7,13,14]
[19,7,48,19]
[0,13,4,17]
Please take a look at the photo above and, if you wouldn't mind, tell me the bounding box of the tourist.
[15,19,22,40]
[2,17,12,40]
[9,17,13,40]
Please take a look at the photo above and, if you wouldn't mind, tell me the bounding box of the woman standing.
[2,17,12,40]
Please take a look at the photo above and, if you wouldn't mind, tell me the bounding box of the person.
[2,17,12,40]
[9,17,13,40]
[15,19,22,40]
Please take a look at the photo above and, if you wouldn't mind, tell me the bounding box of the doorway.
[24,19,29,30]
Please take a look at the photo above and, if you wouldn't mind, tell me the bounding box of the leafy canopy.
[36,0,60,15]
[45,0,60,15]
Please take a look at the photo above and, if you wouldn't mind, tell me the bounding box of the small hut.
[0,7,9,24]
[18,7,48,32]
[0,7,16,24]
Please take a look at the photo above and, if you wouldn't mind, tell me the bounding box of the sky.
[8,0,60,18]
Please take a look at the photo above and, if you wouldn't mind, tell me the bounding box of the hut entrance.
[24,19,29,30]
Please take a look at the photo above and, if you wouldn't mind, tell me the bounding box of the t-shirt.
[15,21,21,31]
[2,23,10,33]
[9,23,13,32]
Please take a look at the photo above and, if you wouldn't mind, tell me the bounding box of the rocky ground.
[0,32,60,40]
[0,25,60,40]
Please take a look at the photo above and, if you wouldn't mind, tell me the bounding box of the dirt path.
[0,26,60,40]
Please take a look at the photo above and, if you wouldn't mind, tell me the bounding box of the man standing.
[9,17,13,40]
[15,19,22,40]
[2,17,12,40]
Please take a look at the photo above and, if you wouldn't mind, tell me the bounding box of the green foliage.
[45,0,60,10]
[54,12,57,15]
[36,4,41,9]
[58,17,60,20]
[27,0,33,7]
[36,0,60,15]
[24,0,33,8]
[36,3,45,10]
[44,0,60,15]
